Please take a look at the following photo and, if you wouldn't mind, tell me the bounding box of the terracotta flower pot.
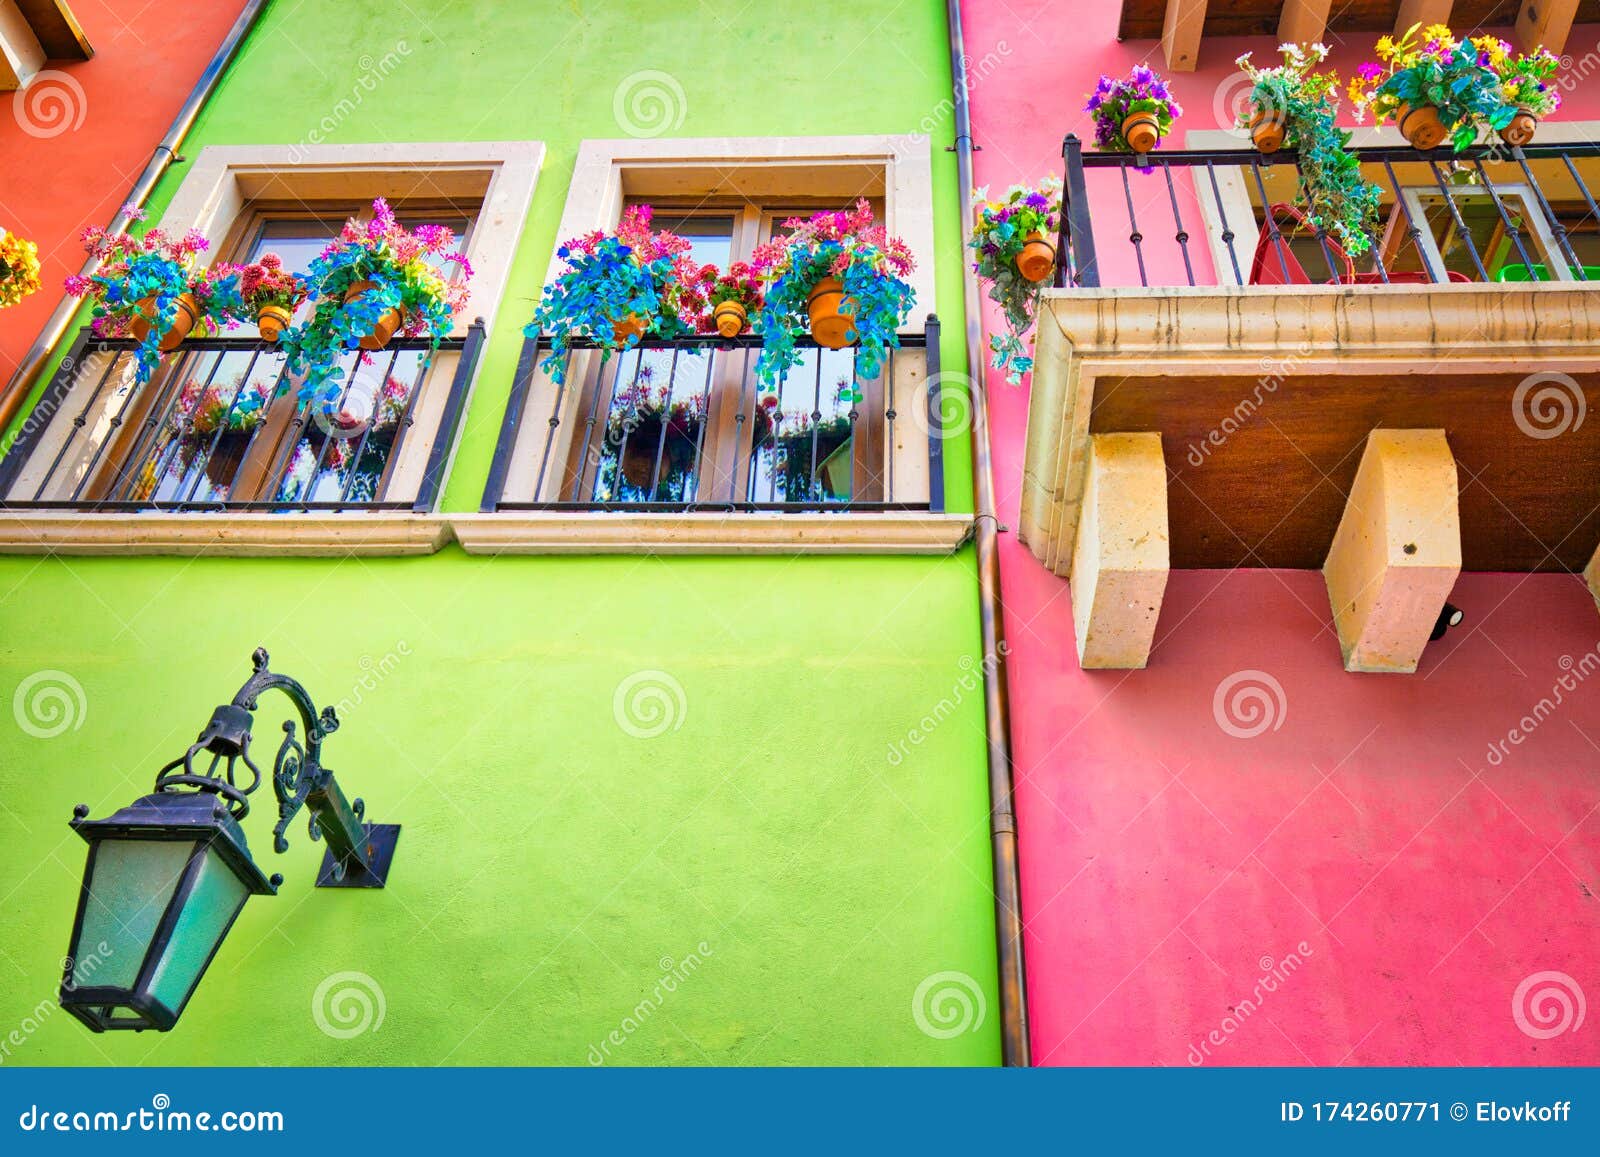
[1396,103,1446,151]
[1015,230,1056,282]
[256,304,292,343]
[129,293,200,353]
[612,313,649,347]
[712,300,748,338]
[1250,107,1287,154]
[806,277,855,350]
[1120,111,1161,154]
[344,280,404,352]
[1500,109,1538,148]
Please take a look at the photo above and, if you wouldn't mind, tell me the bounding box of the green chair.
[1494,263,1600,282]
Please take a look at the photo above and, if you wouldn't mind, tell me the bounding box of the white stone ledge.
[0,512,974,558]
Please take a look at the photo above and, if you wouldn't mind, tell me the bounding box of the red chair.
[1247,202,1471,285]
[1249,203,1354,285]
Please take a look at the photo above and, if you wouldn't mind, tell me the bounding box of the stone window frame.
[488,134,940,513]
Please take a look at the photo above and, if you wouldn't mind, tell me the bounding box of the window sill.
[449,512,972,555]
[0,511,973,557]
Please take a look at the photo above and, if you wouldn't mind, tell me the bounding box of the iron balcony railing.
[481,315,945,514]
[0,322,485,514]
[1057,135,1600,290]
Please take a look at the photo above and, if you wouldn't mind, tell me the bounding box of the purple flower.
[1024,192,1049,209]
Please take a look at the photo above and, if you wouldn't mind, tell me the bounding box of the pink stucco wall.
[963,0,1600,1064]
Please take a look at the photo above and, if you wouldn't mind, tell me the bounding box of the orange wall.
[0,0,248,383]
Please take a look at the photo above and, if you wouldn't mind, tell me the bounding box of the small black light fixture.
[59,648,399,1033]
[1431,602,1465,642]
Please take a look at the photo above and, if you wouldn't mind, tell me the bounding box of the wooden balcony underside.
[1092,368,1599,571]
[1020,283,1600,579]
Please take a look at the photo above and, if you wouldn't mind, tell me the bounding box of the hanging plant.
[1236,44,1382,257]
[0,227,42,310]
[63,208,221,382]
[238,252,307,342]
[1086,66,1183,153]
[748,199,916,393]
[527,205,699,386]
[970,178,1061,384]
[1491,41,1561,146]
[279,198,472,410]
[1349,24,1515,151]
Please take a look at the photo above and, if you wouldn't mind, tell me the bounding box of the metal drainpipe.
[0,0,273,442]
[946,0,1030,1067]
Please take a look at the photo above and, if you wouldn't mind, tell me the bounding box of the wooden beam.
[1395,0,1452,36]
[0,0,47,91]
[1070,433,1170,669]
[1279,0,1333,45]
[1161,0,1207,73]
[1323,430,1460,674]
[1516,0,1579,55]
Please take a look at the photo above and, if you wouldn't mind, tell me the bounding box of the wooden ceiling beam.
[1394,0,1453,36]
[1279,0,1333,45]
[1161,0,1207,73]
[1516,0,1579,54]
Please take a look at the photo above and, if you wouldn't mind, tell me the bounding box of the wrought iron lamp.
[58,648,400,1033]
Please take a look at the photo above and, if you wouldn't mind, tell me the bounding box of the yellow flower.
[1375,35,1396,59]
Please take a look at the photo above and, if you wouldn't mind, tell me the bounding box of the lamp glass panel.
[72,840,194,989]
[146,843,250,1013]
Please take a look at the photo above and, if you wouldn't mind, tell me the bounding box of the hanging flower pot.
[712,300,747,338]
[1249,107,1288,154]
[255,305,292,342]
[129,293,201,353]
[806,277,855,350]
[239,253,305,344]
[1120,111,1161,154]
[1015,230,1056,282]
[612,313,649,347]
[1395,103,1447,150]
[1500,107,1538,147]
[344,279,404,351]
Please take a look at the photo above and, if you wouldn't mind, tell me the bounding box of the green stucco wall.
[0,1,1000,1065]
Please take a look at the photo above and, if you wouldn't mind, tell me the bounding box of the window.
[0,142,542,514]
[2,199,477,510]
[483,135,940,514]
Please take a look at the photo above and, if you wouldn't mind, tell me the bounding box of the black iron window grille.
[481,316,946,514]
[0,322,485,513]
[1056,136,1600,290]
